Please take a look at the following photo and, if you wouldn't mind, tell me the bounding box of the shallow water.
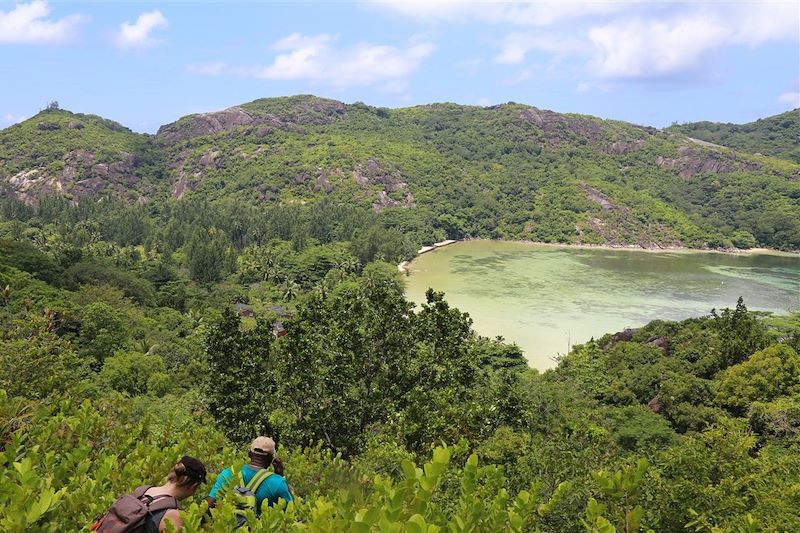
[404,241,800,370]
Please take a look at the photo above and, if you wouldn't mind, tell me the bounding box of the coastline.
[399,238,799,274]
[398,239,458,273]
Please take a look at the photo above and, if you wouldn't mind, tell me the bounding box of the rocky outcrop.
[607,328,639,347]
[606,139,644,154]
[519,107,606,145]
[655,146,760,179]
[647,395,663,414]
[313,171,334,193]
[157,107,256,144]
[156,97,348,144]
[647,336,670,356]
[577,184,684,248]
[582,185,618,211]
[373,191,415,212]
[257,184,278,202]
[4,149,140,205]
[353,158,407,193]
[351,158,413,211]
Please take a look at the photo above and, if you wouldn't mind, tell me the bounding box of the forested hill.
[2,95,800,250]
[667,109,800,163]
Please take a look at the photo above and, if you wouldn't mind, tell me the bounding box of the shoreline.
[399,238,799,273]
[398,239,458,273]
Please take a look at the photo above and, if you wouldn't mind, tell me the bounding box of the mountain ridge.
[667,108,800,162]
[2,95,799,250]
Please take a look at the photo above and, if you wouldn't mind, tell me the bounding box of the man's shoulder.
[266,473,287,485]
[212,466,235,486]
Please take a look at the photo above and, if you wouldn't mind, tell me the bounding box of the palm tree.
[282,280,300,301]
[337,256,360,273]
[313,281,329,300]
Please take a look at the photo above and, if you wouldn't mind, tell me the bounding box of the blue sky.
[1,1,798,133]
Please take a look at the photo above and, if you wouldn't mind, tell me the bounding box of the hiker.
[92,456,207,533]
[207,436,293,520]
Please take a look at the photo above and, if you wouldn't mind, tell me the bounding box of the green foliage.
[0,238,62,285]
[702,297,768,376]
[605,406,677,450]
[668,109,800,162]
[584,459,653,533]
[716,344,800,413]
[78,301,127,367]
[186,229,235,283]
[204,308,275,444]
[748,395,800,442]
[0,313,88,400]
[99,351,168,397]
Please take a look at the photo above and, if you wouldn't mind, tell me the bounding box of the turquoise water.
[405,241,800,370]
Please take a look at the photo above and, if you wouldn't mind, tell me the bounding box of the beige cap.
[250,436,276,455]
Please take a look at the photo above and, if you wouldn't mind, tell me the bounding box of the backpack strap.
[133,485,154,498]
[146,494,180,513]
[245,469,273,493]
[133,485,180,513]
[142,494,180,533]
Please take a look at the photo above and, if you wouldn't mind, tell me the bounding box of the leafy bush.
[99,351,168,396]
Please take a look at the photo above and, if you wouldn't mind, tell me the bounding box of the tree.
[204,308,275,444]
[716,344,800,414]
[99,351,167,396]
[0,314,88,399]
[78,302,127,368]
[186,229,231,283]
[703,297,767,375]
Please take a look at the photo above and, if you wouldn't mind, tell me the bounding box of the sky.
[0,1,798,133]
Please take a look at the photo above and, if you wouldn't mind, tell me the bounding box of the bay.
[404,240,800,370]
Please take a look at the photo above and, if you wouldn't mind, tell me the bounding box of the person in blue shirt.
[207,436,293,515]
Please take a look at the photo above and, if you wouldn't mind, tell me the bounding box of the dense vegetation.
[2,96,800,252]
[1,192,799,530]
[668,109,800,163]
[1,97,799,531]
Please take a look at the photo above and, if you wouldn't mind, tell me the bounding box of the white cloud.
[115,10,168,50]
[587,3,798,80]
[373,1,799,84]
[778,92,799,107]
[186,62,226,76]
[3,113,20,123]
[368,1,628,27]
[0,1,84,44]
[588,16,728,79]
[495,32,585,64]
[250,33,435,88]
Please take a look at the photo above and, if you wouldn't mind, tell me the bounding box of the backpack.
[90,485,180,533]
[233,469,273,528]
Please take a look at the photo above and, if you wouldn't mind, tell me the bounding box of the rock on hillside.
[667,109,800,162]
[156,95,348,144]
[0,109,162,205]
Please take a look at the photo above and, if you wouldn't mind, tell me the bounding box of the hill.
[0,106,166,205]
[667,109,800,163]
[2,96,800,250]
